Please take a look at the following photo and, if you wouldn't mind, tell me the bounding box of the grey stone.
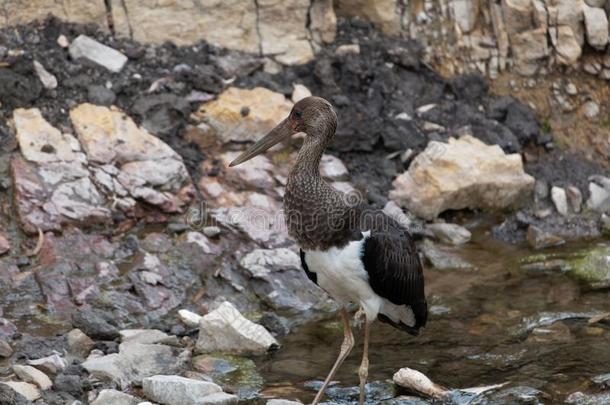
[566,391,610,404]
[451,0,479,33]
[91,389,140,405]
[0,339,13,357]
[119,329,172,345]
[320,154,349,181]
[203,226,221,238]
[142,375,223,405]
[73,308,119,340]
[12,365,52,390]
[88,85,117,106]
[199,392,239,404]
[33,60,57,89]
[267,400,303,405]
[178,309,202,328]
[426,223,471,245]
[27,353,67,374]
[565,185,583,213]
[196,301,279,355]
[583,4,609,49]
[587,180,610,212]
[551,186,569,216]
[0,382,41,401]
[421,240,475,270]
[67,328,95,359]
[69,35,128,72]
[526,225,565,249]
[83,343,184,388]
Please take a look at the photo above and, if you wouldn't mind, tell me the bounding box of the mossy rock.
[567,246,610,290]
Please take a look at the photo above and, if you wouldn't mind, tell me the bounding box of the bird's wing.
[361,224,428,329]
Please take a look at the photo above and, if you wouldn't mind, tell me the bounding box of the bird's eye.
[293,110,302,119]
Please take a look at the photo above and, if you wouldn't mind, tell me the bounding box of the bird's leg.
[358,318,371,405]
[312,308,354,405]
[353,307,366,328]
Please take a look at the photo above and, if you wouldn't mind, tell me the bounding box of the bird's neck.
[290,136,326,180]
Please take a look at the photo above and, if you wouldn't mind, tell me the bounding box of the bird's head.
[229,96,337,167]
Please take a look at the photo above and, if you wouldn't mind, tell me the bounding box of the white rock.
[427,223,471,245]
[27,353,67,374]
[0,381,41,401]
[119,329,171,345]
[195,301,279,355]
[33,60,58,89]
[178,309,203,328]
[393,367,448,399]
[240,248,300,278]
[13,365,52,390]
[451,0,478,33]
[555,26,582,65]
[582,100,600,118]
[142,375,223,405]
[587,182,610,212]
[140,270,162,285]
[383,201,416,231]
[69,35,128,72]
[585,0,606,6]
[267,400,303,405]
[551,186,569,216]
[90,389,140,405]
[583,4,609,49]
[186,232,220,255]
[291,84,312,103]
[389,136,534,220]
[57,34,70,48]
[320,154,349,181]
[203,226,221,238]
[335,43,360,55]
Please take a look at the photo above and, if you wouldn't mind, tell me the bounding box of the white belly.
[304,232,415,327]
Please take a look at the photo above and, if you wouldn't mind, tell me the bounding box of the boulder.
[554,26,583,64]
[142,375,227,405]
[69,35,128,73]
[198,87,293,143]
[239,248,332,313]
[0,382,41,401]
[309,0,337,44]
[196,301,279,355]
[91,389,140,405]
[258,0,313,65]
[583,4,609,49]
[451,0,479,33]
[82,343,184,388]
[0,0,107,30]
[389,135,535,220]
[12,365,52,390]
[112,0,258,50]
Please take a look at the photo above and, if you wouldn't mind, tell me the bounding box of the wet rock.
[390,136,534,220]
[526,225,565,249]
[592,373,610,388]
[69,35,128,72]
[178,309,203,328]
[583,4,608,49]
[421,240,475,270]
[87,85,116,106]
[27,353,67,374]
[527,321,573,343]
[198,87,292,143]
[267,400,303,405]
[13,364,52,390]
[239,248,333,314]
[567,245,610,289]
[72,308,119,340]
[82,342,184,388]
[566,391,610,404]
[0,339,13,357]
[0,381,41,401]
[33,60,58,90]
[67,329,95,359]
[393,367,447,400]
[518,311,600,336]
[192,354,263,399]
[470,386,546,404]
[119,329,171,345]
[142,375,228,405]
[196,301,279,355]
[90,389,140,405]
[426,223,471,245]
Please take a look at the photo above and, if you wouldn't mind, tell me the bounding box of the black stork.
[230,96,427,404]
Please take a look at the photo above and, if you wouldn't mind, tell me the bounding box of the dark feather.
[361,212,428,335]
[300,249,317,285]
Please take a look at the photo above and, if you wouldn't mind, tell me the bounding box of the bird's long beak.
[229,118,294,167]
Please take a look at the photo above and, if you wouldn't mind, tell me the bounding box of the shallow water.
[256,224,610,403]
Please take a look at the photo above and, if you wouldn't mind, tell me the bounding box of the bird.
[230,96,427,405]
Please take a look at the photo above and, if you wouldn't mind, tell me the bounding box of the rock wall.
[2,0,610,76]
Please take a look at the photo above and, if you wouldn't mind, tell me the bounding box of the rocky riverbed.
[0,16,609,405]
